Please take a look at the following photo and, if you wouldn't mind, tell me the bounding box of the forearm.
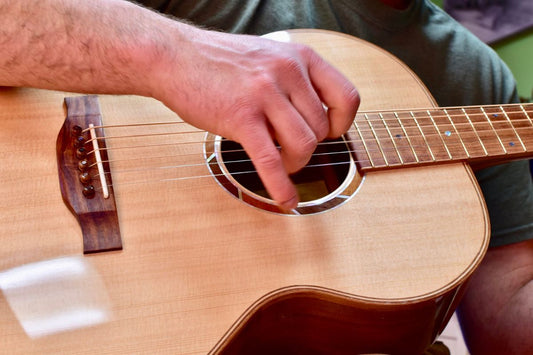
[0,0,185,97]
[0,0,359,209]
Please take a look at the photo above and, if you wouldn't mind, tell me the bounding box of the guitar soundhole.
[205,134,362,215]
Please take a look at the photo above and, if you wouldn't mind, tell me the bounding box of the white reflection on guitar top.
[0,256,111,338]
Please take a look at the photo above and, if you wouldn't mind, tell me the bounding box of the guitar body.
[0,30,488,354]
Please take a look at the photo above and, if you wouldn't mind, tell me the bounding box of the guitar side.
[0,30,489,354]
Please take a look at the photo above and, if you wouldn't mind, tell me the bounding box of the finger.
[282,66,329,142]
[306,49,361,137]
[265,92,318,174]
[239,124,299,211]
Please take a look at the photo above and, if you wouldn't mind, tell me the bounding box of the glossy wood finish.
[215,286,466,355]
[0,30,490,354]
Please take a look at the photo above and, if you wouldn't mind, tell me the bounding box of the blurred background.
[432,0,533,102]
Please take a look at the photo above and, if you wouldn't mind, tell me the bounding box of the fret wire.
[462,108,489,156]
[500,105,526,151]
[394,112,419,163]
[443,108,471,158]
[410,111,436,162]
[352,120,375,167]
[364,114,389,166]
[427,110,452,160]
[356,116,533,135]
[357,106,533,134]
[480,107,507,154]
[380,113,404,165]
[347,123,533,143]
[520,104,533,127]
[361,105,532,123]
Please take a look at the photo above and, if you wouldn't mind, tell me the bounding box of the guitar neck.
[351,103,533,171]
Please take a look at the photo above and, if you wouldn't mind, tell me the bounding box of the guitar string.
[84,131,530,191]
[89,149,358,174]
[93,159,355,192]
[80,106,533,152]
[73,104,533,187]
[75,122,533,186]
[80,104,533,138]
[83,120,533,152]
[80,122,533,167]
[89,126,531,193]
[82,114,533,147]
[84,137,532,194]
[80,134,530,180]
[79,103,533,132]
[81,115,533,154]
[91,173,249,195]
[86,140,525,197]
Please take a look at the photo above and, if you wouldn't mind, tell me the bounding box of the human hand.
[152,27,360,211]
[0,0,358,211]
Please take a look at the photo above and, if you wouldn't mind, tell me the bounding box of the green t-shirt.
[143,0,533,247]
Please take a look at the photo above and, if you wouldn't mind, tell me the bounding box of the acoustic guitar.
[1,29,531,354]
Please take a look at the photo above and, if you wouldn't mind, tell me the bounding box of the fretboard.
[350,103,533,171]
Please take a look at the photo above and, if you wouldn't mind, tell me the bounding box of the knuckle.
[228,94,263,122]
[299,132,318,156]
[343,84,361,111]
[300,44,325,68]
[280,56,303,74]
[221,100,265,142]
[311,105,329,141]
[255,71,277,89]
[285,132,317,171]
[316,122,329,142]
[269,47,307,78]
[328,85,360,138]
[253,146,282,172]
[247,71,279,98]
[282,133,316,174]
[232,99,257,118]
[295,43,315,59]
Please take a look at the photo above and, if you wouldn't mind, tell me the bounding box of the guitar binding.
[204,133,363,215]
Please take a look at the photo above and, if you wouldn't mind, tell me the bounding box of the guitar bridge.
[56,95,122,254]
